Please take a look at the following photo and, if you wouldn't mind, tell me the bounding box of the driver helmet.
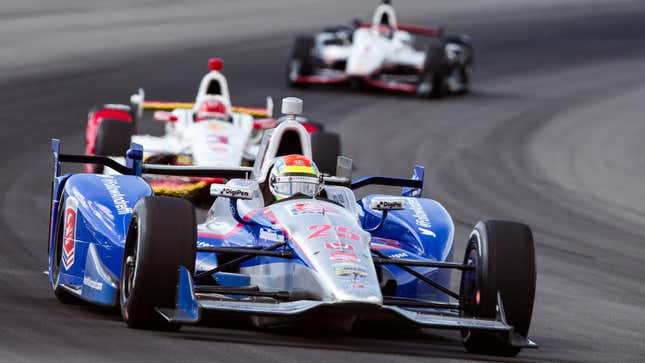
[269,155,321,200]
[195,96,229,122]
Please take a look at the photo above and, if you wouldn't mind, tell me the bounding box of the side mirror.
[365,197,406,233]
[370,197,406,211]
[336,156,353,179]
[210,184,253,200]
[266,96,274,119]
[130,88,145,122]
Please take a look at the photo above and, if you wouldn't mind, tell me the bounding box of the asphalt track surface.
[1,1,644,362]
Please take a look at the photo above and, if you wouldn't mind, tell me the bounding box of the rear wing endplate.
[52,138,138,177]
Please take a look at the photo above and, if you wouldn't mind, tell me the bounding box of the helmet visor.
[272,175,320,199]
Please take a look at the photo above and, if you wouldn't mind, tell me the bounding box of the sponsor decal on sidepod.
[62,196,78,270]
[83,276,103,291]
[98,175,133,215]
[407,198,437,237]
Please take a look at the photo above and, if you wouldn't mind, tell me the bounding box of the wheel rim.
[51,202,65,288]
[417,74,432,96]
[121,221,138,306]
[460,243,480,317]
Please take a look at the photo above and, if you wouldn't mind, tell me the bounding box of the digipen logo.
[62,197,78,270]
[222,188,250,198]
[379,201,403,209]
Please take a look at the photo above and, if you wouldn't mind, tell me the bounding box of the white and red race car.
[287,1,473,97]
[85,58,341,201]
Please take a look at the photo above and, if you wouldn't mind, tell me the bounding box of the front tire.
[120,196,196,330]
[286,35,315,88]
[459,220,536,357]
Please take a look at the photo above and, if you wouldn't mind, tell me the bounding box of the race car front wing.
[157,267,537,349]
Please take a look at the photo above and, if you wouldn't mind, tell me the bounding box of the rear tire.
[120,196,196,330]
[91,119,134,173]
[311,131,341,176]
[287,36,315,88]
[459,220,536,357]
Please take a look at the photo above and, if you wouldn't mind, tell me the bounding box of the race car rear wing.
[52,138,418,195]
[358,22,444,37]
[51,139,252,180]
[141,101,271,118]
[323,165,425,197]
[130,88,273,119]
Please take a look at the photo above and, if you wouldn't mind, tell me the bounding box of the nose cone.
[270,200,383,305]
[346,29,388,77]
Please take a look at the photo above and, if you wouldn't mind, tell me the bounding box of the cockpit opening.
[275,130,303,157]
[206,80,222,96]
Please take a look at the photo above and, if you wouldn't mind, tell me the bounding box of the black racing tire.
[286,35,315,88]
[120,196,196,330]
[50,195,82,304]
[459,220,536,357]
[419,39,450,98]
[91,119,134,173]
[311,131,341,176]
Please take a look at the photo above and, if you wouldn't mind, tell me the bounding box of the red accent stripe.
[296,75,348,84]
[263,209,316,269]
[364,78,417,93]
[397,23,443,37]
[301,123,319,133]
[197,209,262,240]
[253,118,278,130]
[198,224,244,240]
[358,23,443,37]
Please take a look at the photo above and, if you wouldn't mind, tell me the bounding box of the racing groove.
[0,1,644,362]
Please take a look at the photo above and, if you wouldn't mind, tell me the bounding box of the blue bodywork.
[48,140,455,307]
[49,173,152,305]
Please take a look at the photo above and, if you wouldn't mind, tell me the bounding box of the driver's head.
[269,155,321,200]
[377,13,394,38]
[195,96,229,122]
[380,12,390,26]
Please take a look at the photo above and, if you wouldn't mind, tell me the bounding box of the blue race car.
[48,98,537,357]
